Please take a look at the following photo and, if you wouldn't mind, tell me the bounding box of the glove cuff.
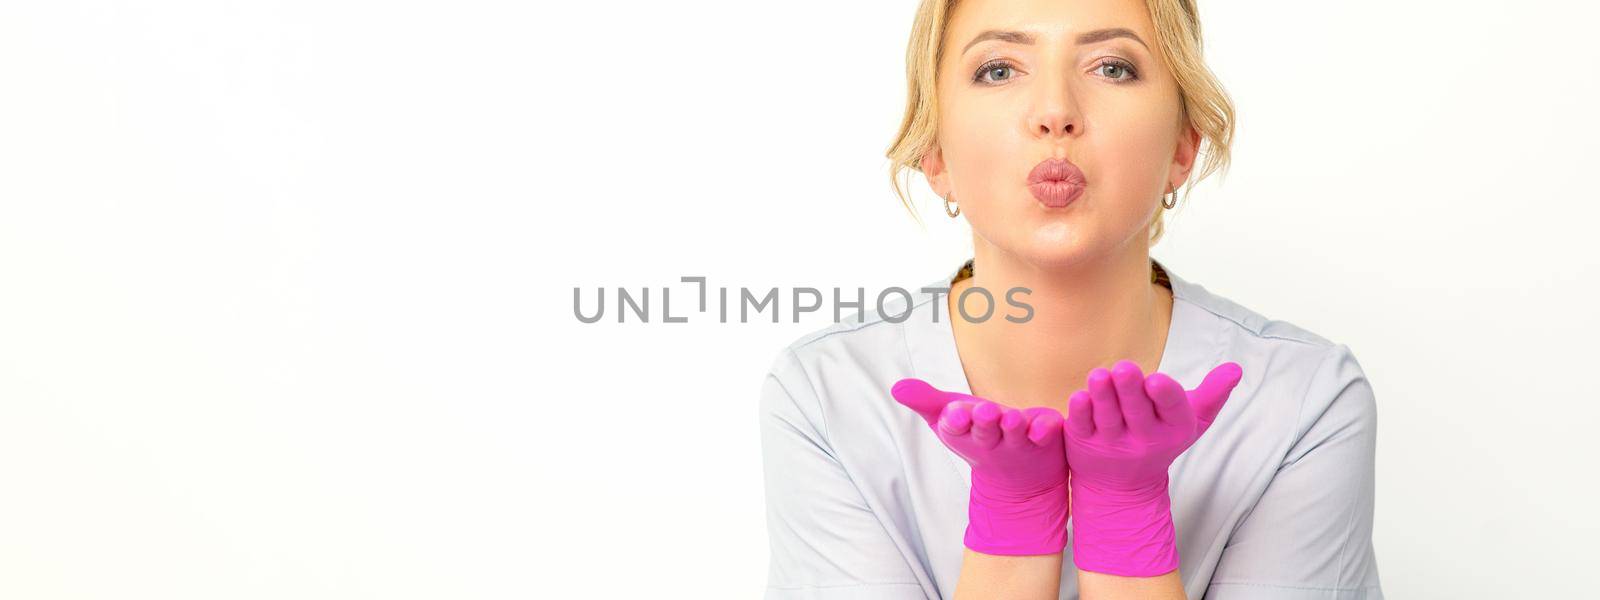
[1068,477,1178,577]
[964,478,1070,556]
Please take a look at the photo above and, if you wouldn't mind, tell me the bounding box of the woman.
[758,0,1381,598]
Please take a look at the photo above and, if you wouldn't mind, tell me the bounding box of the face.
[921,0,1200,268]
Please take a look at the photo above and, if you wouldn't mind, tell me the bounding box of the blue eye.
[973,60,1018,85]
[1096,59,1139,83]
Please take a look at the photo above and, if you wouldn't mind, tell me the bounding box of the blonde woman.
[758,0,1381,599]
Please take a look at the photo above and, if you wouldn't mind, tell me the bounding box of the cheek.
[946,132,1009,179]
[940,102,1023,195]
[1085,116,1174,204]
[1096,105,1176,175]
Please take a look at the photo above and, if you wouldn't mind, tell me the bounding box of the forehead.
[945,0,1155,46]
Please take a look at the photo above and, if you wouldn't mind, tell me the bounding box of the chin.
[1011,234,1097,270]
[1021,213,1151,267]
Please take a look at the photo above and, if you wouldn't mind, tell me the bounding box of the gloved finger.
[1000,407,1029,447]
[938,400,975,436]
[891,378,952,428]
[1191,362,1244,435]
[1087,368,1124,435]
[1025,406,1064,446]
[1111,360,1160,434]
[970,400,1004,449]
[1145,371,1193,425]
[1065,390,1095,438]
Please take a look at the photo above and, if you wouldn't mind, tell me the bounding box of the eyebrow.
[961,27,1149,55]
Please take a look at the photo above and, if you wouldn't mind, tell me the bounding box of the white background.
[2,0,1597,598]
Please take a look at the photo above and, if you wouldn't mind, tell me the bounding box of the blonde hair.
[886,0,1235,245]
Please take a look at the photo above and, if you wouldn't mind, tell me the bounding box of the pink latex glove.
[1065,360,1244,577]
[891,379,1070,555]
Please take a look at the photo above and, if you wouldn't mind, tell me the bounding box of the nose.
[1026,82,1081,140]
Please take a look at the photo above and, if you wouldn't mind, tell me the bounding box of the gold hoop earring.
[1161,184,1178,210]
[944,194,961,218]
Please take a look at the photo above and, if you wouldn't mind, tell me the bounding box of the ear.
[920,145,950,199]
[1169,124,1201,189]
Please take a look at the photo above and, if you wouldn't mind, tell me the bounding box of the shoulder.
[1173,269,1340,349]
[759,280,939,437]
[1170,272,1375,440]
[1172,268,1364,371]
[764,279,935,381]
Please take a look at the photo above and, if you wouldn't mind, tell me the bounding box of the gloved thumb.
[891,378,953,428]
[1190,362,1244,435]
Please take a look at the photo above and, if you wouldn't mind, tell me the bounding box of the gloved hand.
[891,379,1069,555]
[1065,360,1244,577]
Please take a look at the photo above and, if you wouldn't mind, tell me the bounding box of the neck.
[946,239,1173,412]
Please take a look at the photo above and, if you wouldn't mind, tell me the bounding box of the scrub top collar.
[902,256,1206,412]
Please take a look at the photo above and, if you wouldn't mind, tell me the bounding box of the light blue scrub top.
[758,258,1383,600]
